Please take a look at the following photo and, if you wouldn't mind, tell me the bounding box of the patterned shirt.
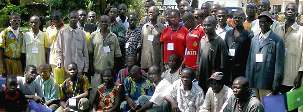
[96,83,121,111]
[168,79,204,112]
[123,77,153,100]
[161,69,180,84]
[60,75,90,101]
[125,28,142,56]
[0,27,23,58]
[110,22,127,45]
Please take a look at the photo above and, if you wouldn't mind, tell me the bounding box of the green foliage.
[127,0,144,18]
[0,3,28,28]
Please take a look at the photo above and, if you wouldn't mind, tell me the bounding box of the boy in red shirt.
[160,9,188,66]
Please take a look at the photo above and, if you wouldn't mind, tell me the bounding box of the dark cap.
[258,11,273,22]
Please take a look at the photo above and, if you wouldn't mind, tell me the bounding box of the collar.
[67,26,78,32]
[283,22,300,31]
[8,26,19,32]
[29,30,42,37]
[260,30,271,40]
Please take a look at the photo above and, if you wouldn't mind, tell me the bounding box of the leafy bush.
[0,3,28,28]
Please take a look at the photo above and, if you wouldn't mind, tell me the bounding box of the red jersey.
[160,26,188,63]
[184,25,205,70]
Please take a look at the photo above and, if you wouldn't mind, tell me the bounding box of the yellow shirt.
[46,26,59,66]
[0,27,23,58]
[22,30,48,67]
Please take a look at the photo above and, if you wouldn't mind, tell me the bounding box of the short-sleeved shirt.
[35,75,59,101]
[89,31,122,72]
[149,79,172,105]
[0,27,23,58]
[123,77,153,100]
[141,22,165,69]
[125,28,142,56]
[168,79,204,112]
[160,26,188,63]
[22,31,48,67]
[184,25,204,70]
[60,75,90,101]
[17,76,43,98]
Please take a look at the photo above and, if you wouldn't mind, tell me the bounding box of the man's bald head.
[233,76,249,88]
[204,16,217,25]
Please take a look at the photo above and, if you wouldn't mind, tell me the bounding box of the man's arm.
[164,96,179,112]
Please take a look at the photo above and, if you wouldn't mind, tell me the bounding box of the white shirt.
[149,79,172,105]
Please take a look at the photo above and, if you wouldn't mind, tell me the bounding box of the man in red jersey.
[160,9,188,67]
[182,12,205,70]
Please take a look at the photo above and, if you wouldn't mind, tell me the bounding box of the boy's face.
[180,72,192,87]
[39,68,51,80]
[67,64,78,77]
[168,57,178,69]
[6,78,18,93]
[102,71,113,84]
[25,67,37,84]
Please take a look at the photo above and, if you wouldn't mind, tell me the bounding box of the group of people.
[0,0,303,111]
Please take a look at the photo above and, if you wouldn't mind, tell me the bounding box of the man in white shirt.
[200,72,233,112]
[137,65,172,112]
[165,68,204,112]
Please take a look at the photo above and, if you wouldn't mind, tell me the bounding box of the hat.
[209,72,224,80]
[258,11,273,22]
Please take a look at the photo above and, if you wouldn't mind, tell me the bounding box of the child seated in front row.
[0,76,28,111]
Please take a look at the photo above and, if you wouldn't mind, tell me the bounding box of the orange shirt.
[160,26,188,63]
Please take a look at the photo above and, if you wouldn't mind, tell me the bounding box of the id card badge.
[256,53,263,62]
[125,42,130,48]
[167,43,174,51]
[31,47,38,54]
[103,46,111,53]
[69,98,77,106]
[148,35,154,41]
[229,49,235,56]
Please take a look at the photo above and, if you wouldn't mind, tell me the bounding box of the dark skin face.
[233,13,245,28]
[183,13,195,29]
[99,16,110,31]
[203,17,217,35]
[168,11,180,27]
[10,15,21,30]
[148,6,158,21]
[69,12,79,29]
[193,10,204,24]
[258,1,270,14]
[178,0,189,15]
[168,56,179,70]
[259,16,272,34]
[217,10,227,26]
[126,56,136,68]
[87,11,96,23]
[38,66,51,81]
[118,4,127,16]
[149,67,161,84]
[246,5,257,17]
[29,16,40,32]
[128,14,137,29]
[67,64,78,78]
[180,70,193,89]
[201,3,211,16]
[78,10,87,23]
[129,67,141,82]
[6,78,18,94]
[144,1,154,13]
[25,67,37,84]
[232,78,249,99]
[284,3,298,21]
[102,70,113,84]
[209,80,224,93]
[108,8,118,21]
[211,4,221,17]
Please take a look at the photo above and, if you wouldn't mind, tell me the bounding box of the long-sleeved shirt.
[54,26,89,72]
[200,85,233,112]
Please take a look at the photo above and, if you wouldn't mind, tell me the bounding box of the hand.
[33,96,43,102]
[63,107,70,112]
[294,72,303,89]
[172,106,180,112]
[126,98,137,110]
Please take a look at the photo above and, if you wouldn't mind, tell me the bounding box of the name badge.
[103,46,111,53]
[148,35,154,41]
[32,47,38,54]
[229,49,235,56]
[167,43,174,51]
[125,42,129,48]
[256,53,263,62]
[68,98,77,106]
